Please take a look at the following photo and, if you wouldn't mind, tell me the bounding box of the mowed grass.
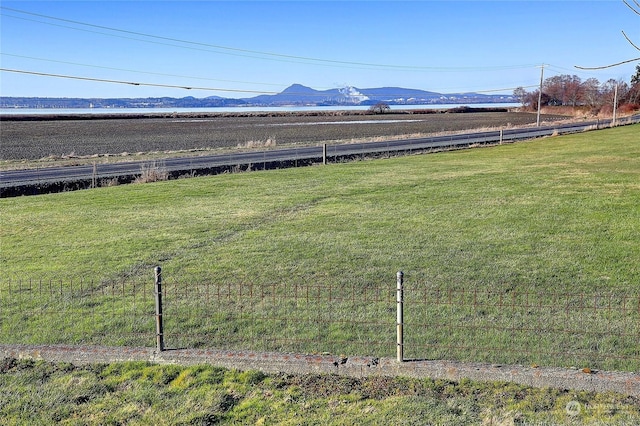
[1,125,639,369]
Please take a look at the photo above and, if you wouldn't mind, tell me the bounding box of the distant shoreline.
[0,104,518,121]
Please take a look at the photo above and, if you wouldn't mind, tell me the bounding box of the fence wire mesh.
[403,280,640,370]
[1,272,638,371]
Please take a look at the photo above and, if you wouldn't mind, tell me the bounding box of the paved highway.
[2,115,638,192]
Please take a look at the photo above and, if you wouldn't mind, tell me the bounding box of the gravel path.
[1,343,638,397]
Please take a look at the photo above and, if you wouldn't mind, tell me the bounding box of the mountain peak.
[0,84,517,110]
[281,84,316,94]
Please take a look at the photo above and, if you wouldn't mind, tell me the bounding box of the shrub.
[134,161,168,184]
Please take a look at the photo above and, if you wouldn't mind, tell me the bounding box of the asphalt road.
[2,115,638,191]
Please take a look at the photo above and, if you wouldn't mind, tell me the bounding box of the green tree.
[631,64,640,85]
[627,64,640,104]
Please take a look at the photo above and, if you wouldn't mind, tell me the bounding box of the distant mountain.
[248,83,344,105]
[0,84,516,109]
[246,84,514,106]
[247,85,453,106]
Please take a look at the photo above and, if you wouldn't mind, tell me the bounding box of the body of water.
[0,103,520,115]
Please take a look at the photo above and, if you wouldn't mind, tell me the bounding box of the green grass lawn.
[1,359,638,425]
[1,125,639,370]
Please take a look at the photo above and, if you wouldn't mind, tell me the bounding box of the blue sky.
[1,1,638,98]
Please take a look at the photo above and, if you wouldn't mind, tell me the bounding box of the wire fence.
[403,285,640,370]
[1,270,639,372]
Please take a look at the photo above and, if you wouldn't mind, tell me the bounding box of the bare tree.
[564,75,583,107]
[513,87,528,106]
[525,90,550,110]
[368,102,390,114]
[582,78,602,108]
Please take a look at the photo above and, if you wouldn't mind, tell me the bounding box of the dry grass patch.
[134,161,169,184]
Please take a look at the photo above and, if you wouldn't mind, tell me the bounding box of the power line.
[574,1,640,71]
[0,11,324,68]
[575,57,640,71]
[0,6,545,98]
[0,68,533,97]
[1,6,539,73]
[0,68,280,94]
[2,51,540,94]
[473,85,538,94]
[1,6,546,96]
[3,10,489,73]
[1,53,287,88]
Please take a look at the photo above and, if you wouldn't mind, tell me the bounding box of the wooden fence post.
[397,271,404,362]
[154,266,164,352]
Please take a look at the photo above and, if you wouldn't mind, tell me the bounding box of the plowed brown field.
[1,110,566,162]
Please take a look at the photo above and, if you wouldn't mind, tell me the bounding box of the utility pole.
[536,64,545,127]
[612,83,618,127]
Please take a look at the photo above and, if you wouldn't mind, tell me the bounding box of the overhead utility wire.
[575,0,640,70]
[0,12,339,69]
[575,29,640,69]
[473,85,537,94]
[0,67,537,96]
[576,56,640,71]
[1,53,286,88]
[2,11,465,74]
[3,51,541,94]
[1,6,538,72]
[0,68,280,94]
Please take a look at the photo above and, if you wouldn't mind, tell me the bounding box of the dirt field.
[0,109,568,163]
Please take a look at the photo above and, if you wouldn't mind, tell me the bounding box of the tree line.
[514,65,640,115]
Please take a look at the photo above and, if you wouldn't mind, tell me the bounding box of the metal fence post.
[397,270,404,362]
[154,266,164,352]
